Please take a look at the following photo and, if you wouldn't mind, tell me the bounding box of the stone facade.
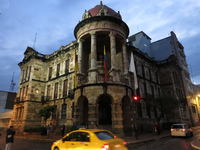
[11,2,190,137]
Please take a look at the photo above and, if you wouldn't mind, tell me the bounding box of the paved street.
[128,129,200,150]
[128,136,196,150]
[0,128,200,150]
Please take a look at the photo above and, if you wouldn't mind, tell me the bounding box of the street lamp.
[133,95,139,140]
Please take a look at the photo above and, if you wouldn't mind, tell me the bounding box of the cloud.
[0,0,200,92]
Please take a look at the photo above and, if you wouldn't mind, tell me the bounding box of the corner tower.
[74,1,129,82]
[73,2,132,137]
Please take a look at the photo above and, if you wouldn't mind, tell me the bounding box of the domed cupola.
[82,1,122,20]
[74,1,130,85]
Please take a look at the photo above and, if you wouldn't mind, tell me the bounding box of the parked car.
[171,124,193,137]
[51,129,128,150]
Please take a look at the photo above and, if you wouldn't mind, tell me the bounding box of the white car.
[171,124,193,137]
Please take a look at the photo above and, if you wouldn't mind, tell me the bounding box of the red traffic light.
[133,96,139,101]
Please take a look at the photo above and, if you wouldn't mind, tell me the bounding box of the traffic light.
[133,96,139,101]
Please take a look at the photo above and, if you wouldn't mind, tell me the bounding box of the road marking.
[191,141,200,150]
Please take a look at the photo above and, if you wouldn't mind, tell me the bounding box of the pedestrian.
[49,123,53,138]
[95,124,98,129]
[155,121,160,135]
[61,124,65,137]
[47,125,50,138]
[151,121,155,134]
[5,126,15,150]
[71,123,77,131]
[78,123,85,130]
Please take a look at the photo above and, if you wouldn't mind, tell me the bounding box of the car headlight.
[53,141,59,145]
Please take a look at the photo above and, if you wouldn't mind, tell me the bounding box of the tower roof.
[82,1,121,20]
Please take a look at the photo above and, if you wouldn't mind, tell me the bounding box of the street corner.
[191,140,200,150]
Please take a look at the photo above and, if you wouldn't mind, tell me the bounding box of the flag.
[129,52,138,90]
[74,52,79,88]
[104,46,107,83]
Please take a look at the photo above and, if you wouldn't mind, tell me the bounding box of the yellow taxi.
[51,129,128,150]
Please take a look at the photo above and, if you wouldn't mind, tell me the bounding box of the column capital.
[78,38,85,43]
[109,31,116,37]
[90,31,96,36]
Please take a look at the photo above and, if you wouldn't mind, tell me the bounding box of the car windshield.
[94,131,114,140]
[172,125,183,128]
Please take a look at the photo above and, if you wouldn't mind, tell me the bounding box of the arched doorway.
[98,95,112,125]
[122,96,132,137]
[76,96,88,126]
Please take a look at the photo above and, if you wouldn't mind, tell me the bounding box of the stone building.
[11,2,190,136]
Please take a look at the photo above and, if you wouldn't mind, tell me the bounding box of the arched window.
[101,11,105,16]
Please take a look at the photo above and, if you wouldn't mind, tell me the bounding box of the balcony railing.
[77,75,129,85]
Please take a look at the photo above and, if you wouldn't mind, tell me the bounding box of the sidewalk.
[124,130,171,145]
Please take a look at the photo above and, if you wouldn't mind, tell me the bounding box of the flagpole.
[74,50,79,89]
[104,45,107,84]
[129,51,139,139]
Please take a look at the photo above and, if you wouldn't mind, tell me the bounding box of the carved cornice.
[74,16,129,39]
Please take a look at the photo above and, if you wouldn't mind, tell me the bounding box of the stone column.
[109,32,117,70]
[122,39,128,74]
[88,32,98,83]
[90,32,97,70]
[109,32,120,82]
[78,39,84,74]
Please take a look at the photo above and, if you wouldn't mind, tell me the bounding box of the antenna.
[10,72,16,92]
[33,33,37,50]
[137,26,139,32]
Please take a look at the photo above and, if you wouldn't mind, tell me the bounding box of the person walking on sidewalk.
[5,126,15,150]
[49,123,53,138]
[155,121,160,135]
[151,121,155,134]
[61,124,65,137]
[47,125,51,138]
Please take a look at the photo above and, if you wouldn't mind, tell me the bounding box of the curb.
[191,141,200,150]
[126,134,170,145]
[160,135,171,139]
[15,136,57,142]
[126,138,155,145]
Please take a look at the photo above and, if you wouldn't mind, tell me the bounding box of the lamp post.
[133,96,139,140]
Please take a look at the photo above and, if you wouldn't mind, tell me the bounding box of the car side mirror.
[62,138,67,143]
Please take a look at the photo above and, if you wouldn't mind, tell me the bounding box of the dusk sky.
[0,0,200,93]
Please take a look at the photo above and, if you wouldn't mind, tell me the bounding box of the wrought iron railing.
[78,75,129,85]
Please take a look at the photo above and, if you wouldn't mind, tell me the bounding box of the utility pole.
[33,33,37,50]
[10,72,16,92]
